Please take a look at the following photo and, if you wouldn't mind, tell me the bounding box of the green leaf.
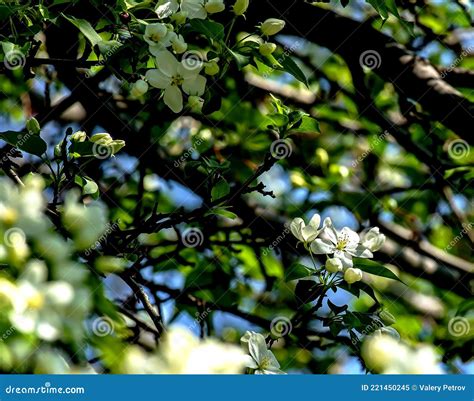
[354,259,404,284]
[285,262,312,282]
[211,178,230,201]
[206,207,238,220]
[0,131,47,157]
[339,281,379,304]
[68,141,96,158]
[279,54,308,86]
[267,113,289,128]
[189,19,224,41]
[63,14,102,47]
[291,115,320,133]
[295,280,324,305]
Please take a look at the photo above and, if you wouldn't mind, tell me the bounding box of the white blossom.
[311,220,372,268]
[145,50,207,113]
[290,213,327,245]
[241,331,285,374]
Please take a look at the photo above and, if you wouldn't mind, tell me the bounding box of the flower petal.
[310,238,335,254]
[301,226,318,243]
[334,251,353,268]
[348,244,373,258]
[340,227,360,248]
[155,50,180,77]
[155,0,179,18]
[324,220,338,245]
[164,85,183,113]
[182,74,207,96]
[308,213,321,230]
[290,218,305,242]
[145,69,171,89]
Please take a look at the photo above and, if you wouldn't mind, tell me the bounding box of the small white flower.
[145,50,207,113]
[311,221,372,268]
[290,214,327,245]
[144,23,174,55]
[241,331,285,374]
[361,227,385,252]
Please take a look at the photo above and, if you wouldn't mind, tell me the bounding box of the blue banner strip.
[0,375,471,401]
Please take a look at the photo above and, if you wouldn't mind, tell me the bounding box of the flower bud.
[110,140,126,154]
[315,148,328,166]
[233,0,249,16]
[260,18,286,36]
[26,117,41,135]
[205,0,225,14]
[119,12,131,24]
[90,133,113,144]
[344,267,363,284]
[259,42,277,56]
[130,80,149,98]
[70,130,87,142]
[188,96,204,113]
[204,60,220,76]
[171,34,188,54]
[325,258,343,273]
[171,11,188,25]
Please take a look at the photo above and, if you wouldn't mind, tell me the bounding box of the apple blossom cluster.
[0,176,110,373]
[290,214,386,284]
[118,326,249,374]
[130,0,286,113]
[361,333,444,374]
